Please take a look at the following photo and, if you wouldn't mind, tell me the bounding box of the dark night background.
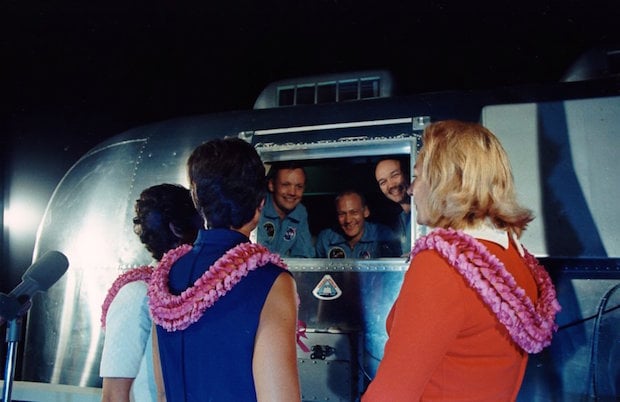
[2,1,619,291]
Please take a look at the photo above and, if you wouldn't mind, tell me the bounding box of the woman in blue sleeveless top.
[148,138,301,402]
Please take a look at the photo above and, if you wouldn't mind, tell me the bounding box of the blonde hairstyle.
[417,120,533,237]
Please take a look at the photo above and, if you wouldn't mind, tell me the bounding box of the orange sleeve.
[362,250,467,401]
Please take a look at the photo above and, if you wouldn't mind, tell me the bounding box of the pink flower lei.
[413,228,562,354]
[100,265,153,328]
[147,242,288,332]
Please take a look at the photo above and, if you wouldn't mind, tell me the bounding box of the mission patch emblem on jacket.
[263,222,275,238]
[262,222,297,242]
[328,247,346,259]
[328,247,371,259]
[284,226,297,241]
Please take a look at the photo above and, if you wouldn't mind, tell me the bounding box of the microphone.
[10,250,69,301]
[0,250,69,322]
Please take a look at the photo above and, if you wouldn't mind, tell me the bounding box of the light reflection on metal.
[3,205,39,234]
[19,91,620,400]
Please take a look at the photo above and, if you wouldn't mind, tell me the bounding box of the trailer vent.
[254,70,394,109]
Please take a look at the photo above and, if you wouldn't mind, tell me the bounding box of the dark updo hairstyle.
[133,183,201,260]
[187,138,266,229]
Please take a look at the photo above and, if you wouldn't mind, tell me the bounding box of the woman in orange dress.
[362,120,561,401]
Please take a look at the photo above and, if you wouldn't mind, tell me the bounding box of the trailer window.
[249,117,427,268]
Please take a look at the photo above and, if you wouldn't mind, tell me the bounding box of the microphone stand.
[0,250,69,401]
[1,294,30,402]
[3,317,23,402]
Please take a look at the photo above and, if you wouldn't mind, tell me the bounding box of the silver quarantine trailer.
[20,67,620,401]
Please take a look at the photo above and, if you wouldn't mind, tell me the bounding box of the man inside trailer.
[315,189,400,258]
[257,162,315,257]
[375,158,412,255]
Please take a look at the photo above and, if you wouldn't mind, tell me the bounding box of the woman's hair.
[417,120,533,236]
[187,137,266,229]
[133,183,201,260]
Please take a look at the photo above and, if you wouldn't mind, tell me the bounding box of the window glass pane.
[360,78,380,98]
[297,85,315,104]
[317,83,337,103]
[338,81,358,101]
[278,87,295,106]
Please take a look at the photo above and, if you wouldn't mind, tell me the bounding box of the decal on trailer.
[312,274,342,300]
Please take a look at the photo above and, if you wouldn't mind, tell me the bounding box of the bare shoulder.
[263,271,297,318]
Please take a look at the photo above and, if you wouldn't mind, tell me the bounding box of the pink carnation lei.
[412,228,561,354]
[100,265,153,328]
[147,242,288,332]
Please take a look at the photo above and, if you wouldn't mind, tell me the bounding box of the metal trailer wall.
[483,98,620,400]
[18,82,620,401]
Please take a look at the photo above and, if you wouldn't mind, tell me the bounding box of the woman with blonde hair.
[362,120,561,401]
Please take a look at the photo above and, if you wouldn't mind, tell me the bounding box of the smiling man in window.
[257,162,315,257]
[375,158,411,255]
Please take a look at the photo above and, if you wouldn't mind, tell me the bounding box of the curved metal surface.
[20,86,620,400]
[22,104,427,387]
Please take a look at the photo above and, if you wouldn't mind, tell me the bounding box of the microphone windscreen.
[23,250,69,292]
